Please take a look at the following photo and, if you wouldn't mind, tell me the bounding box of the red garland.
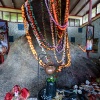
[51,0,69,31]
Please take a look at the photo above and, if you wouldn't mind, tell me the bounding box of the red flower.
[12,85,21,93]
[4,92,13,100]
[20,88,30,99]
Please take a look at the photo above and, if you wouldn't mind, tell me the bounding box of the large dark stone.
[46,81,56,98]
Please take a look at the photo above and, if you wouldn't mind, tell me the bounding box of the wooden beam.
[83,0,100,16]
[12,0,16,8]
[0,0,5,7]
[0,6,21,12]
[69,0,80,14]
[75,0,89,15]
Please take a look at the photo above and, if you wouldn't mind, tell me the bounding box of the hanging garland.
[41,0,47,42]
[49,0,66,63]
[22,0,71,71]
[25,1,54,51]
[25,0,65,51]
[41,0,64,53]
[22,5,46,67]
[28,0,66,63]
[45,0,69,31]
[51,0,64,52]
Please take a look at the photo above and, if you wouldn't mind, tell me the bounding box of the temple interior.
[0,0,100,100]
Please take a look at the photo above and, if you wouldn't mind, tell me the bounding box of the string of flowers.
[54,0,58,45]
[55,0,63,38]
[57,34,71,72]
[41,0,47,42]
[22,0,71,71]
[27,0,64,62]
[22,4,47,67]
[49,0,66,64]
[27,0,66,52]
[50,0,66,64]
[45,0,69,31]
[25,1,48,55]
[53,0,64,51]
[25,0,55,51]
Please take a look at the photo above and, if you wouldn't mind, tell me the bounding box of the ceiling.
[0,0,100,17]
[69,0,100,16]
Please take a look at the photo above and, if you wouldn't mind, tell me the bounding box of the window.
[70,19,74,26]
[97,3,100,14]
[68,19,80,26]
[18,14,23,22]
[92,7,96,18]
[11,13,17,22]
[3,12,10,21]
[83,16,85,23]
[0,11,23,22]
[9,36,14,42]
[0,11,2,19]
[71,37,75,43]
[83,14,88,23]
[78,28,82,33]
[75,19,80,26]
[68,21,69,26]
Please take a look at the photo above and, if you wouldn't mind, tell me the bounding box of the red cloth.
[4,92,13,100]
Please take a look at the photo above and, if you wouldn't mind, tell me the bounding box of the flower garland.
[45,0,69,31]
[22,4,47,67]
[49,0,67,64]
[41,0,63,53]
[49,0,71,67]
[49,1,66,63]
[51,0,69,30]
[22,0,71,71]
[25,2,49,57]
[25,1,55,51]
[52,0,64,52]
[50,19,64,63]
[41,0,47,42]
[57,34,71,72]
[25,0,64,51]
[58,0,61,24]
[55,0,64,39]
